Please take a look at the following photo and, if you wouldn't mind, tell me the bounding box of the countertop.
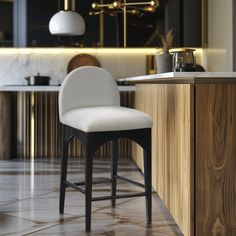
[118,72,236,84]
[2,72,236,91]
[0,85,135,92]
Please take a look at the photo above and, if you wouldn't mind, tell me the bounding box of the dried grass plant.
[159,29,174,53]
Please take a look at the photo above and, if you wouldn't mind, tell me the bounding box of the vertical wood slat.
[23,93,26,157]
[23,93,25,157]
[196,84,236,236]
[26,93,30,157]
[17,91,134,158]
[34,92,38,157]
[0,92,11,159]
[133,84,194,236]
[16,92,23,158]
[34,93,37,157]
[39,93,43,157]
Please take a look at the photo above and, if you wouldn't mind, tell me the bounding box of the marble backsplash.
[0,48,157,85]
[0,48,204,86]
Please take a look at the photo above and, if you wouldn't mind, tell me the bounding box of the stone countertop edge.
[0,85,135,92]
[118,72,236,84]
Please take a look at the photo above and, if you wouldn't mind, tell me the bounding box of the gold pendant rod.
[64,0,73,10]
[99,0,104,47]
[123,0,127,47]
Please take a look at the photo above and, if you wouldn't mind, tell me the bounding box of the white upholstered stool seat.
[60,106,152,132]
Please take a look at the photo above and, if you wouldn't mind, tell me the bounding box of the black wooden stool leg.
[111,139,118,208]
[60,126,69,214]
[85,141,93,232]
[144,132,152,224]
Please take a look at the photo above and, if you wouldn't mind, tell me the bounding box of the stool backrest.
[59,66,120,118]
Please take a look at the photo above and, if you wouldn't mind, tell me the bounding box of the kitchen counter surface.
[0,85,135,92]
[118,72,236,84]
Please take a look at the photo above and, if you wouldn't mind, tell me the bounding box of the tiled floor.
[0,157,183,236]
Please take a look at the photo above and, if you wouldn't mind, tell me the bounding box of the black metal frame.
[60,124,152,232]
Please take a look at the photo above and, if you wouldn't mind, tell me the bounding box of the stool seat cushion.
[60,106,153,132]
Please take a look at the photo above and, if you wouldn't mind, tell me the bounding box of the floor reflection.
[0,157,183,235]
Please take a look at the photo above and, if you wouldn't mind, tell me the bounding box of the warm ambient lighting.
[49,0,85,36]
[0,48,205,58]
[0,48,160,54]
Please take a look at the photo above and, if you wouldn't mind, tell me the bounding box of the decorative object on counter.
[172,48,196,72]
[146,55,156,74]
[49,0,85,36]
[67,54,101,73]
[90,0,159,47]
[195,64,206,72]
[25,73,51,86]
[156,29,174,73]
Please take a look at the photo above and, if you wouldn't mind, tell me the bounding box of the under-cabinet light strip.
[0,48,159,54]
[0,47,203,55]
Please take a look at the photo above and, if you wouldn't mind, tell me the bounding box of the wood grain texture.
[196,84,236,236]
[133,84,194,236]
[0,92,11,159]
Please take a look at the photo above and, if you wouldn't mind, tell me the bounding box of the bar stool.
[58,66,153,231]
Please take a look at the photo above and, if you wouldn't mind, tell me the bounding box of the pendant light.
[49,0,85,36]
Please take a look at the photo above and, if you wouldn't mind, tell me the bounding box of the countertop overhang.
[2,72,236,92]
[118,72,236,84]
[0,85,135,92]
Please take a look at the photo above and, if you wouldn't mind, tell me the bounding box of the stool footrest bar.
[64,180,85,194]
[74,178,111,186]
[92,192,146,201]
[115,175,145,189]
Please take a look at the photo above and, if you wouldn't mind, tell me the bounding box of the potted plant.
[156,29,174,73]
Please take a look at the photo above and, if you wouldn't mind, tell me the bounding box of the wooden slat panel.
[196,84,236,235]
[133,84,194,236]
[17,91,134,159]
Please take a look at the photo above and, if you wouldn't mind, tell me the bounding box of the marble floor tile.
[0,158,183,236]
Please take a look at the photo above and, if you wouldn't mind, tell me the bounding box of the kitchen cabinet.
[11,0,203,47]
[124,72,236,236]
[0,1,13,47]
[26,0,99,47]
[165,0,202,47]
[27,0,59,47]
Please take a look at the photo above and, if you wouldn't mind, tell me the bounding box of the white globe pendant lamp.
[49,0,85,36]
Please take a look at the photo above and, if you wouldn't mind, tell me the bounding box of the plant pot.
[156,52,173,73]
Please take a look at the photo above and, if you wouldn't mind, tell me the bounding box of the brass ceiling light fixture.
[90,0,160,47]
[91,0,158,12]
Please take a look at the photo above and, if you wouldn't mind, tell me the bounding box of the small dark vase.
[156,52,173,73]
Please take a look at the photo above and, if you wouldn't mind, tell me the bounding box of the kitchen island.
[120,72,236,236]
[0,85,135,160]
